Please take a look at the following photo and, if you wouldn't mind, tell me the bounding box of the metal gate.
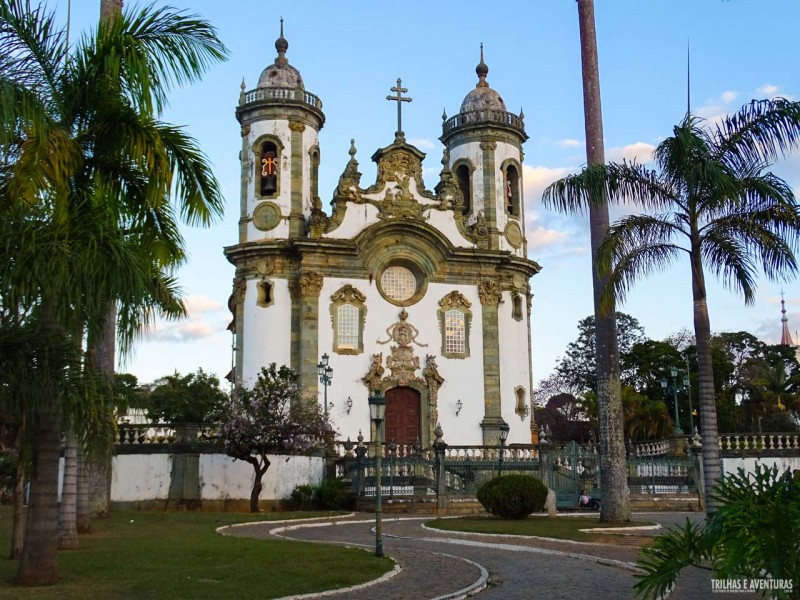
[547,441,601,508]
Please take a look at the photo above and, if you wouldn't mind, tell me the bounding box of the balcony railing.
[442,109,524,135]
[240,86,322,110]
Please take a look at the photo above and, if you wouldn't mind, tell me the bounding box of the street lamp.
[317,353,333,417]
[497,423,510,476]
[660,367,684,435]
[368,391,387,557]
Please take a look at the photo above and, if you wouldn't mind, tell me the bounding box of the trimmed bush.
[286,480,350,511]
[477,474,548,519]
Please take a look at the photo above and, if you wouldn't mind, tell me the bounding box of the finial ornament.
[240,78,246,91]
[386,78,412,140]
[476,43,489,87]
[349,139,357,158]
[442,108,447,122]
[275,17,288,64]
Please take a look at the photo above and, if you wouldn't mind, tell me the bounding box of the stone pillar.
[296,270,323,402]
[478,279,505,444]
[479,141,499,250]
[167,425,202,510]
[288,121,306,238]
[238,123,250,243]
[690,430,705,511]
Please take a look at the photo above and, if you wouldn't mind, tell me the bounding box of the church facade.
[224,25,541,447]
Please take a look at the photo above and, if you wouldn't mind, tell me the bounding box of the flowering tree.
[216,364,332,512]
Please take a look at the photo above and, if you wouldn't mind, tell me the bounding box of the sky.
[56,1,800,391]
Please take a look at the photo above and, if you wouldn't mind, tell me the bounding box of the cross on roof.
[386,78,412,140]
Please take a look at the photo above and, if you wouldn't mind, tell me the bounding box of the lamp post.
[368,391,386,557]
[317,353,333,418]
[497,423,510,476]
[660,367,684,435]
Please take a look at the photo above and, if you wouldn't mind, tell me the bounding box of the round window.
[380,266,417,302]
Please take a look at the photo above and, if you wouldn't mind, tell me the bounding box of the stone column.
[478,279,505,444]
[239,123,251,243]
[288,121,306,238]
[479,141,499,250]
[295,270,323,402]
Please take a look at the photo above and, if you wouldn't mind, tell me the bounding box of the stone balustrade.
[442,109,524,134]
[116,423,215,446]
[240,86,323,109]
[718,432,800,452]
[631,439,671,457]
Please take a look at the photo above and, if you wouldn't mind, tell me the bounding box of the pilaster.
[239,124,251,243]
[480,140,499,250]
[295,270,323,402]
[478,279,504,444]
[289,120,306,238]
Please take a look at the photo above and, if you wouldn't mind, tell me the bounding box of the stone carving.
[288,120,305,133]
[377,173,424,220]
[479,140,497,151]
[297,271,323,297]
[505,220,523,248]
[378,310,427,386]
[438,290,472,311]
[227,275,247,332]
[333,139,364,204]
[469,211,490,249]
[362,353,385,391]
[307,195,329,238]
[424,354,445,440]
[434,148,462,210]
[331,283,366,304]
[253,201,281,231]
[478,279,504,306]
[377,150,419,185]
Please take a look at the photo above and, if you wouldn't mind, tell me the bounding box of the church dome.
[257,20,305,90]
[459,45,506,113]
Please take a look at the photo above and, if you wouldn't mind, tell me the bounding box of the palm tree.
[575,0,630,522]
[0,0,227,584]
[543,99,800,512]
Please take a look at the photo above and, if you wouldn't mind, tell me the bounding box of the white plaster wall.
[722,456,800,477]
[494,143,526,258]
[111,454,172,501]
[497,290,533,444]
[107,454,323,502]
[316,278,487,445]
[425,210,474,248]
[200,454,323,500]
[241,278,292,384]
[324,200,381,239]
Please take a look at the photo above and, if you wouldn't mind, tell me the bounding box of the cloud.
[407,137,437,150]
[527,226,570,249]
[757,84,780,96]
[556,138,582,148]
[522,164,577,206]
[182,295,223,316]
[607,142,656,164]
[148,320,216,343]
[720,90,738,104]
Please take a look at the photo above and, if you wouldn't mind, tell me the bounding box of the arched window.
[257,280,274,308]
[438,291,472,358]
[260,141,279,197]
[504,164,521,218]
[330,284,366,355]
[455,164,472,216]
[515,386,528,417]
[310,146,320,201]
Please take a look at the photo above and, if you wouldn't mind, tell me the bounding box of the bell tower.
[440,46,528,257]
[235,20,325,243]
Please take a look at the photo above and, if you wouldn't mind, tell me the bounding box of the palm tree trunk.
[10,416,25,560]
[577,0,630,523]
[100,0,123,20]
[690,251,721,513]
[16,403,62,585]
[58,433,79,549]
[86,305,115,518]
[76,445,91,534]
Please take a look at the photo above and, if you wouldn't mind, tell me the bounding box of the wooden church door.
[384,387,420,445]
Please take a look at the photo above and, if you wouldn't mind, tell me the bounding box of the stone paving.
[226,513,765,600]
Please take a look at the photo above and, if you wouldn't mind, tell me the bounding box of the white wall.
[722,456,800,477]
[108,453,324,502]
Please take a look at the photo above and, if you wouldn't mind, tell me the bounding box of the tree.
[0,0,227,584]
[147,369,227,424]
[543,98,800,512]
[575,0,631,523]
[553,312,646,394]
[215,364,332,513]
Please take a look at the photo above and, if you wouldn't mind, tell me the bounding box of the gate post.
[433,424,448,510]
[538,428,556,515]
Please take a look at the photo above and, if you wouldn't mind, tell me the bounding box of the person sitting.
[578,489,600,509]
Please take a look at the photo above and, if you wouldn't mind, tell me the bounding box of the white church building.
[224,24,541,448]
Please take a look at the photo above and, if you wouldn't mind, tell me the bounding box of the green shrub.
[316,479,350,510]
[286,480,350,511]
[476,474,548,519]
[635,464,800,600]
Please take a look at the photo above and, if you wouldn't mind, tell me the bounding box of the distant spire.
[780,290,795,346]
[686,38,691,117]
[275,17,289,66]
[476,43,489,88]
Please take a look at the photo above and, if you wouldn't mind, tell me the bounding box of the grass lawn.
[0,508,393,599]
[425,515,656,543]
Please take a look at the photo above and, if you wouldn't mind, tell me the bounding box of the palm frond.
[700,227,759,303]
[713,98,800,171]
